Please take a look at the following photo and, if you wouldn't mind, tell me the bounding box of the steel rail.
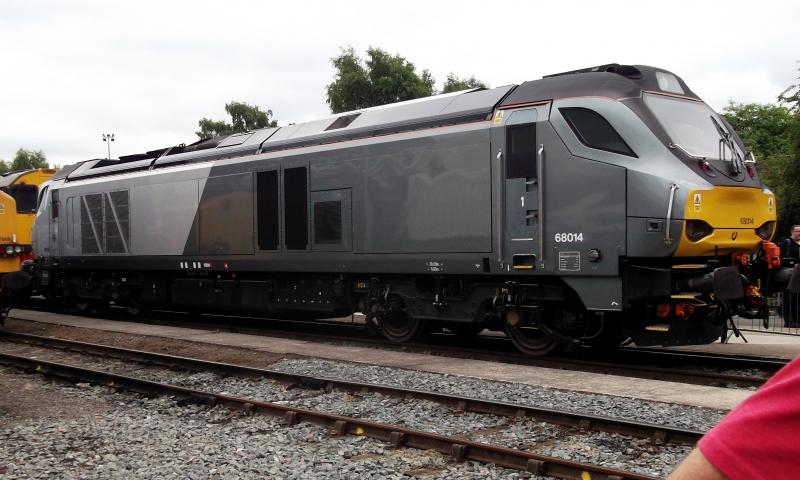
[392,340,772,388]
[0,330,704,444]
[616,346,787,371]
[8,306,775,388]
[0,350,657,480]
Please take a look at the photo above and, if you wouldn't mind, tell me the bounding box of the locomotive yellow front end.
[675,186,776,257]
[653,186,785,342]
[0,191,20,277]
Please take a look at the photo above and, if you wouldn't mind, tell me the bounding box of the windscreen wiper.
[709,115,742,175]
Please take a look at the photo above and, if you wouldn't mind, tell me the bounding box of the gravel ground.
[269,357,727,432]
[5,338,723,433]
[0,342,692,477]
[3,317,286,368]
[471,420,689,479]
[1,368,541,480]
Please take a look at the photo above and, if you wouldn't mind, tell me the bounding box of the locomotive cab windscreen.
[644,92,747,179]
[3,184,39,214]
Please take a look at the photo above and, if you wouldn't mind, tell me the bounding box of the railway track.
[614,346,788,371]
[0,330,703,444]
[9,303,784,389]
[0,335,665,480]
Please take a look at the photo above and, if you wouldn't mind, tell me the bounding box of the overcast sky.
[1,0,798,167]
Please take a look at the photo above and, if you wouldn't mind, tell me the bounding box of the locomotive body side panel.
[535,120,627,276]
[356,128,491,254]
[54,163,214,258]
[196,172,255,255]
[192,122,496,260]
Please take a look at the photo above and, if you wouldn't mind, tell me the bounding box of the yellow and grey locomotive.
[29,64,794,354]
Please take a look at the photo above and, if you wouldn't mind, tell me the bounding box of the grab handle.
[665,183,678,245]
[537,144,545,265]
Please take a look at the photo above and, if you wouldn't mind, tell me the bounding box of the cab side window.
[37,185,49,212]
[506,123,537,179]
[9,184,38,213]
[51,189,59,219]
[560,107,637,157]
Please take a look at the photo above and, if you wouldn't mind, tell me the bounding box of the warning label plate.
[558,251,580,272]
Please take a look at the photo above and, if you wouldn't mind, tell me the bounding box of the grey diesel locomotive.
[29,64,795,355]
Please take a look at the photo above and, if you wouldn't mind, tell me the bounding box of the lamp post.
[102,133,115,159]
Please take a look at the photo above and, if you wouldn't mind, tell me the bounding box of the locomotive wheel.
[380,311,425,343]
[376,295,424,343]
[124,300,150,318]
[74,298,92,314]
[504,310,558,356]
[74,298,109,317]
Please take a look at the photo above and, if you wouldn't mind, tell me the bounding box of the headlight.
[14,245,22,253]
[756,221,776,241]
[5,245,13,255]
[685,220,714,242]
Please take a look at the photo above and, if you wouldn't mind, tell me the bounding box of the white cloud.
[1,0,798,166]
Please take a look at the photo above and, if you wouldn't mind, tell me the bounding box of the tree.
[8,148,48,171]
[442,73,488,93]
[326,47,435,113]
[779,64,800,112]
[0,160,8,175]
[723,102,796,234]
[779,64,800,156]
[773,64,800,235]
[196,101,277,139]
[721,63,800,236]
[722,102,793,160]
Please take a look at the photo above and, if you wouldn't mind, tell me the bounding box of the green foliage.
[722,65,800,236]
[722,102,793,228]
[325,47,488,113]
[771,64,800,236]
[779,64,800,112]
[196,101,277,139]
[326,47,436,113]
[6,148,48,172]
[779,64,800,155]
[442,74,487,93]
[722,102,793,159]
[0,160,8,175]
[196,119,235,139]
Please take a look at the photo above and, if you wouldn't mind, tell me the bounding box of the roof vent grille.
[544,63,643,80]
[325,113,361,131]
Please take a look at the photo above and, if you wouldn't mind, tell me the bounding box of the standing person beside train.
[780,225,800,327]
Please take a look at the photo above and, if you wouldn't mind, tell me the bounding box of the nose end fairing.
[674,186,776,257]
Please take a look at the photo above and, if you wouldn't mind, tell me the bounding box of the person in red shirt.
[669,355,800,479]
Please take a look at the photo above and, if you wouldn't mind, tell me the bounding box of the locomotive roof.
[501,64,697,107]
[0,168,58,188]
[64,64,693,182]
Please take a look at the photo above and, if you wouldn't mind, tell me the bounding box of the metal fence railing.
[733,291,800,336]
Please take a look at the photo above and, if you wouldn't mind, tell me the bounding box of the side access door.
[491,104,552,271]
[492,101,627,301]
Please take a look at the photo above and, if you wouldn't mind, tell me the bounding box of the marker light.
[698,160,715,177]
[756,221,776,241]
[685,220,714,242]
